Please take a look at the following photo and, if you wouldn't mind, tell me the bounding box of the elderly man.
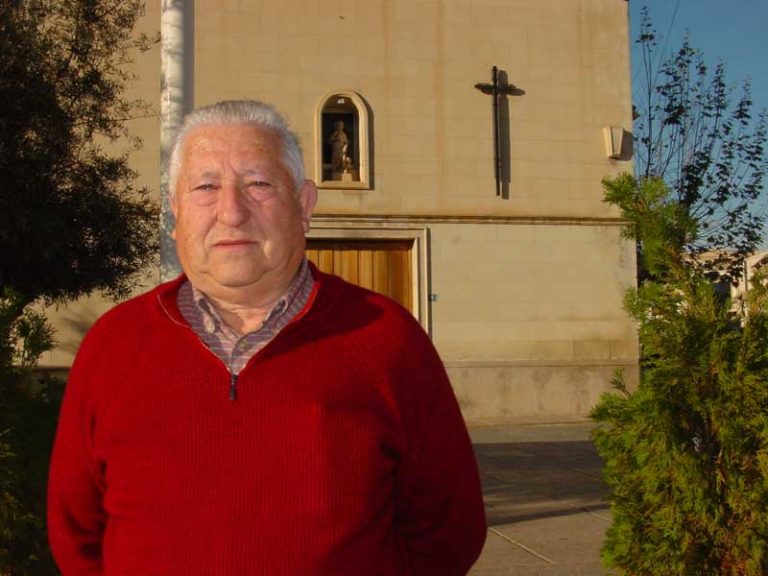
[48,100,486,575]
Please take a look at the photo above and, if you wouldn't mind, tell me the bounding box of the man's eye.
[189,183,218,205]
[245,181,277,200]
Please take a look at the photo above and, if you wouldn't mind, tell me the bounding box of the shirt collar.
[190,258,310,336]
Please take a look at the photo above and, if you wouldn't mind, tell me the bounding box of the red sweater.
[48,271,486,575]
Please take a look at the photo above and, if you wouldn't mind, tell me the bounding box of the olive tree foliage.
[0,0,159,308]
[0,1,157,572]
[633,7,768,285]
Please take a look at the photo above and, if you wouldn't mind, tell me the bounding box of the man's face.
[172,124,317,302]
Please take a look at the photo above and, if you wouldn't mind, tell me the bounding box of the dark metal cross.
[475,66,520,197]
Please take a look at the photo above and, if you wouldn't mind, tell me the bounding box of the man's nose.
[216,181,250,226]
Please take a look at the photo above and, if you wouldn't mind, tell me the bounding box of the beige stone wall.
[429,220,638,423]
[430,221,635,361]
[41,0,638,422]
[193,0,633,219]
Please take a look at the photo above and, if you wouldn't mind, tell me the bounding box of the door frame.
[307,223,430,332]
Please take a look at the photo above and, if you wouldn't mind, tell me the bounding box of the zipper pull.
[229,373,238,401]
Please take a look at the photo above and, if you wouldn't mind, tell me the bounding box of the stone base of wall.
[447,361,639,426]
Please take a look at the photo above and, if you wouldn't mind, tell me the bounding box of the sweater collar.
[155,262,323,328]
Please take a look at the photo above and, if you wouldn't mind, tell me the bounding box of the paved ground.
[467,422,616,576]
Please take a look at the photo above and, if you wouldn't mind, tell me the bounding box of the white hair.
[168,100,305,199]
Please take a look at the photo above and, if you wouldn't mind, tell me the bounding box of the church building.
[43,0,638,424]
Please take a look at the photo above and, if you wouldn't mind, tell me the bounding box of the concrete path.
[467,422,616,576]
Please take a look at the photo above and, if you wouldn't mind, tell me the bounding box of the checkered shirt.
[176,259,314,375]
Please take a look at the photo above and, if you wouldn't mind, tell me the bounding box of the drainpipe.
[160,0,194,280]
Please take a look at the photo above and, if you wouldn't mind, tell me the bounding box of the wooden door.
[306,239,414,312]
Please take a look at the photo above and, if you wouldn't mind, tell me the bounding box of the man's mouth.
[214,239,256,248]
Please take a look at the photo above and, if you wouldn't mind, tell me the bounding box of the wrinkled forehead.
[180,123,284,167]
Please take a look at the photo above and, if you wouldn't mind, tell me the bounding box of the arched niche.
[315,91,371,189]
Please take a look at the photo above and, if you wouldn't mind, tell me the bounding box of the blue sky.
[629,1,768,247]
[629,0,768,115]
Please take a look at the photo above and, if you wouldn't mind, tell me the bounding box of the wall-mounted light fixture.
[602,125,624,159]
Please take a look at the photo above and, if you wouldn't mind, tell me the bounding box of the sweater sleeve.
[392,320,487,575]
[47,330,107,575]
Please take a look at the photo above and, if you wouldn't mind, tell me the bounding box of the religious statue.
[330,120,351,179]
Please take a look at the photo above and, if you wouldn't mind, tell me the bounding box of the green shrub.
[593,175,768,575]
[0,292,62,575]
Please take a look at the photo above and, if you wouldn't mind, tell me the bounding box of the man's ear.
[298,180,318,233]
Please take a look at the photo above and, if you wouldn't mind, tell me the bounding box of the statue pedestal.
[332,172,355,182]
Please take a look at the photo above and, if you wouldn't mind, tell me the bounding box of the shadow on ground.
[474,440,608,527]
[468,425,615,575]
